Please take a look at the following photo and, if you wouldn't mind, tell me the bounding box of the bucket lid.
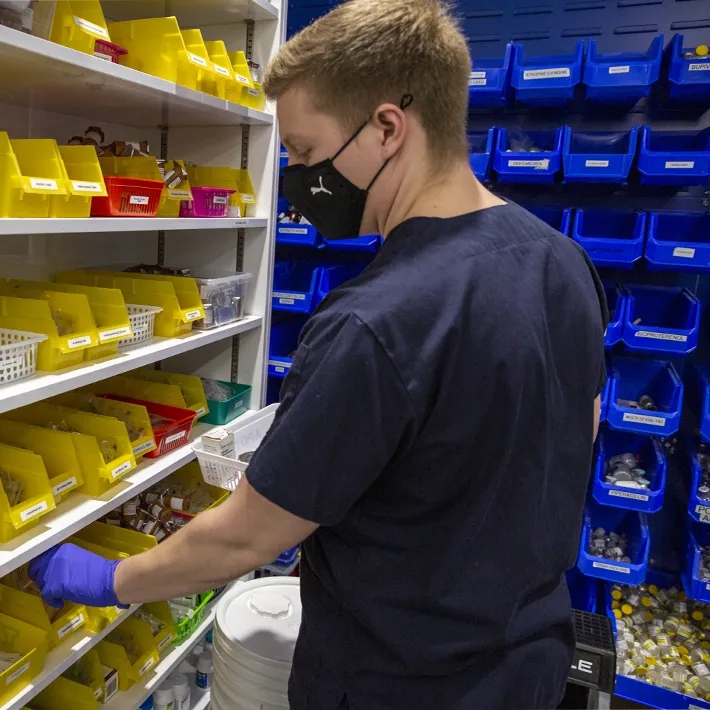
[216,577,301,666]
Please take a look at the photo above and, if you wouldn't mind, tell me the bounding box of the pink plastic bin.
[179,188,236,219]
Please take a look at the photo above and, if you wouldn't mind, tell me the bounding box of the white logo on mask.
[311,176,333,196]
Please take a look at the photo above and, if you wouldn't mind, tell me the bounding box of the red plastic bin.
[179,187,236,218]
[100,395,198,458]
[91,177,164,218]
[94,40,128,64]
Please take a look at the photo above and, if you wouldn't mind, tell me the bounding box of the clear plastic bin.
[191,271,253,330]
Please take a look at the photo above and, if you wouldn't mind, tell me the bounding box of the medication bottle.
[171,672,191,710]
[196,651,214,690]
[205,629,214,654]
[153,680,175,710]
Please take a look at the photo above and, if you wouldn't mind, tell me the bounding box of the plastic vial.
[153,680,174,710]
[195,651,213,690]
[171,673,191,710]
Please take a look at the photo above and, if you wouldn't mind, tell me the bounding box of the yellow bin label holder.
[51,145,107,219]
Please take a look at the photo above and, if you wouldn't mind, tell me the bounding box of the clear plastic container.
[191,271,253,330]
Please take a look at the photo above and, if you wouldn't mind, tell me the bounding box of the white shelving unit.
[0,0,284,706]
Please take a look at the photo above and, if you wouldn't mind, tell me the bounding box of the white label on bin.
[110,460,133,479]
[165,431,187,445]
[133,439,156,456]
[168,189,192,199]
[72,181,102,193]
[697,505,710,523]
[57,613,85,639]
[188,52,208,67]
[609,65,630,74]
[689,63,710,71]
[507,159,550,170]
[674,246,696,258]
[157,633,174,651]
[214,65,231,77]
[66,335,92,349]
[609,490,649,502]
[622,412,666,427]
[240,193,255,202]
[98,325,132,342]
[470,71,487,79]
[129,195,150,205]
[29,178,58,190]
[94,50,111,60]
[52,476,78,496]
[274,292,306,304]
[6,662,30,686]
[235,74,251,85]
[247,88,260,97]
[635,331,688,342]
[196,407,207,416]
[74,15,109,39]
[468,78,487,86]
[269,359,292,370]
[585,160,609,167]
[20,500,48,522]
[279,227,308,235]
[665,161,695,169]
[184,309,202,321]
[523,67,571,80]
[592,561,630,574]
[138,657,155,677]
[213,196,228,204]
[93,687,102,700]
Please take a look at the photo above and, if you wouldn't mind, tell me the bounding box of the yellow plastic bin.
[205,40,240,102]
[0,611,49,706]
[43,0,111,55]
[229,50,257,101]
[137,601,177,654]
[73,520,158,557]
[181,29,216,95]
[0,420,84,502]
[52,391,157,460]
[157,159,193,218]
[235,168,257,217]
[96,639,135,693]
[0,133,69,219]
[108,17,199,89]
[107,617,160,682]
[51,145,107,218]
[0,442,55,543]
[5,280,131,362]
[0,581,88,649]
[89,375,188,409]
[167,460,229,517]
[34,675,101,710]
[0,292,97,371]
[129,368,209,418]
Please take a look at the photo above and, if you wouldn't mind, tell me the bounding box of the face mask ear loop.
[332,119,370,162]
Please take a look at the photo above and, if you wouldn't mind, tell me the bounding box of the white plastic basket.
[119,304,163,349]
[0,328,47,385]
[193,403,279,490]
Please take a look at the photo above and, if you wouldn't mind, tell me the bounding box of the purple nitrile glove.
[29,544,125,610]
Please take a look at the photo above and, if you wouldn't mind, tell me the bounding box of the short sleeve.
[247,313,417,526]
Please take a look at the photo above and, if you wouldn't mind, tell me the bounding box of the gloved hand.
[29,544,125,609]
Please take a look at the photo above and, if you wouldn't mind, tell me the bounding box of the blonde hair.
[263,0,471,166]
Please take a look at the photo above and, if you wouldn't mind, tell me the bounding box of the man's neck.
[378,160,505,238]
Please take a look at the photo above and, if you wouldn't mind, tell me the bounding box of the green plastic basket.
[174,590,214,643]
[201,381,252,425]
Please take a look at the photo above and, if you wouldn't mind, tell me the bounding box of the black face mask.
[281,95,414,241]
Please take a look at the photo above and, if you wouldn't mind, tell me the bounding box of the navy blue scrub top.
[247,202,607,710]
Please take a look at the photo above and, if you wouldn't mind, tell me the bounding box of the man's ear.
[372,103,407,159]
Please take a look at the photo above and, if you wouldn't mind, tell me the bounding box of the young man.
[30,1,607,708]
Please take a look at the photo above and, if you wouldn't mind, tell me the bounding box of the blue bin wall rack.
[583,36,663,106]
[687,438,710,525]
[694,366,710,445]
[322,235,380,252]
[272,262,361,314]
[622,285,701,356]
[572,209,645,270]
[268,320,303,379]
[682,522,710,605]
[276,197,322,247]
[523,205,571,236]
[493,127,564,184]
[468,43,513,109]
[467,128,495,182]
[666,34,710,104]
[607,357,683,437]
[638,126,710,187]
[646,211,710,274]
[604,284,626,349]
[511,40,583,107]
[562,128,638,184]
[592,430,666,513]
[577,502,650,584]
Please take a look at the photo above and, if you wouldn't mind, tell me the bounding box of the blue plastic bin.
[583,36,663,105]
[562,127,638,184]
[279,145,288,170]
[666,33,710,103]
[322,234,380,252]
[272,262,359,314]
[607,357,683,437]
[622,285,700,355]
[694,366,710,444]
[638,126,710,186]
[523,205,572,236]
[604,283,626,349]
[467,128,496,182]
[493,127,564,184]
[566,568,597,613]
[646,211,710,273]
[572,209,645,269]
[682,522,710,604]
[511,41,583,106]
[577,503,649,584]
[592,430,666,513]
[468,43,513,109]
[600,369,610,424]
[276,545,300,565]
[268,320,302,378]
[687,438,710,524]
[276,222,321,247]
